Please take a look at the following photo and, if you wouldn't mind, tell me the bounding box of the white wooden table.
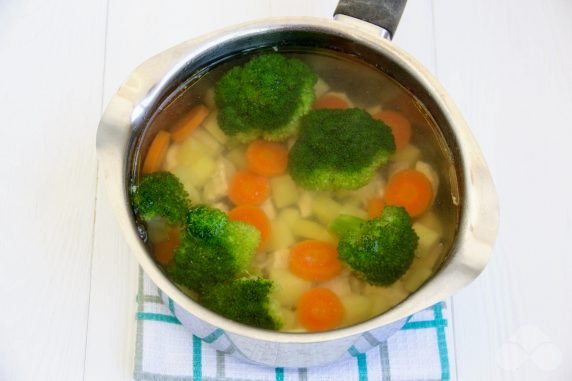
[1,1,571,380]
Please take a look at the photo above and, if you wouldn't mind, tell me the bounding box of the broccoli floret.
[288,108,395,191]
[167,205,260,291]
[186,205,227,241]
[215,53,317,142]
[131,171,190,225]
[330,206,418,286]
[201,277,283,330]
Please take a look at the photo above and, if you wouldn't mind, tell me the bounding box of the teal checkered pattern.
[134,270,453,381]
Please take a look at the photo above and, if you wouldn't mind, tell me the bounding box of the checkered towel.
[133,270,455,380]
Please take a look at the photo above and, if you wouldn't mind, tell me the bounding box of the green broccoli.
[186,205,227,241]
[330,206,418,286]
[131,171,190,225]
[167,205,260,291]
[288,108,395,191]
[215,53,317,142]
[201,277,283,330]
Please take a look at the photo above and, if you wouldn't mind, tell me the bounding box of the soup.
[131,49,460,332]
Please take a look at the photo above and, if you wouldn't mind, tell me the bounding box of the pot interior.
[125,25,465,334]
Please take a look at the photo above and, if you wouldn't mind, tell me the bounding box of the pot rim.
[96,16,499,344]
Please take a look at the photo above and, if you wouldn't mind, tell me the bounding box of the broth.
[133,48,460,332]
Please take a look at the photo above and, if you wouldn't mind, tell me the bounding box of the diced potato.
[260,199,276,220]
[339,204,368,219]
[222,158,236,180]
[227,146,246,169]
[417,212,443,236]
[366,105,383,115]
[279,308,298,331]
[419,243,444,270]
[170,166,202,203]
[319,273,352,297]
[203,87,215,109]
[352,175,385,204]
[311,196,342,226]
[391,144,421,167]
[388,160,412,177]
[172,155,217,189]
[365,281,409,316]
[314,77,330,98]
[193,128,223,155]
[270,175,298,208]
[277,208,301,226]
[202,111,228,144]
[267,248,291,270]
[163,144,179,171]
[187,185,202,204]
[269,268,311,308]
[188,156,217,188]
[413,222,441,258]
[349,276,366,294]
[176,137,214,166]
[297,191,313,218]
[402,265,433,292]
[267,220,295,252]
[202,160,234,203]
[291,219,334,242]
[369,295,398,317]
[211,202,229,213]
[341,294,373,326]
[146,216,169,243]
[415,161,439,199]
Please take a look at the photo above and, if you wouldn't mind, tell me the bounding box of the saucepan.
[96,0,498,368]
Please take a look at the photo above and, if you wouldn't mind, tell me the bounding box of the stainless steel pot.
[96,0,498,368]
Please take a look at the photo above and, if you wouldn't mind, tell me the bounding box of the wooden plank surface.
[0,0,107,380]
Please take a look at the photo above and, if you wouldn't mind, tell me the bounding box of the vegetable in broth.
[131,50,459,332]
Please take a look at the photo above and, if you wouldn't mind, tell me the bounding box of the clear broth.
[134,48,460,332]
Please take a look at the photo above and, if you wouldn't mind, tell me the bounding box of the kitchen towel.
[134,271,455,381]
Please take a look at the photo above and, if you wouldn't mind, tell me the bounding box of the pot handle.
[334,0,407,39]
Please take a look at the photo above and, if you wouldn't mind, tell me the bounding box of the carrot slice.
[367,197,385,219]
[228,170,270,206]
[142,130,171,174]
[246,140,288,177]
[313,94,349,110]
[297,288,344,332]
[170,104,209,143]
[289,240,342,281]
[373,111,412,151]
[384,169,433,217]
[390,93,427,128]
[153,230,180,266]
[228,205,271,251]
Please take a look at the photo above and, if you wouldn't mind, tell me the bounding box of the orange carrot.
[228,205,271,251]
[153,230,180,266]
[373,110,412,151]
[289,240,342,281]
[367,197,385,219]
[390,93,427,128]
[246,140,289,177]
[297,288,344,332]
[228,170,270,206]
[142,130,171,174]
[313,94,349,110]
[384,169,433,217]
[170,104,209,143]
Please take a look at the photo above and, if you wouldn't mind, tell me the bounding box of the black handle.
[334,0,407,38]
